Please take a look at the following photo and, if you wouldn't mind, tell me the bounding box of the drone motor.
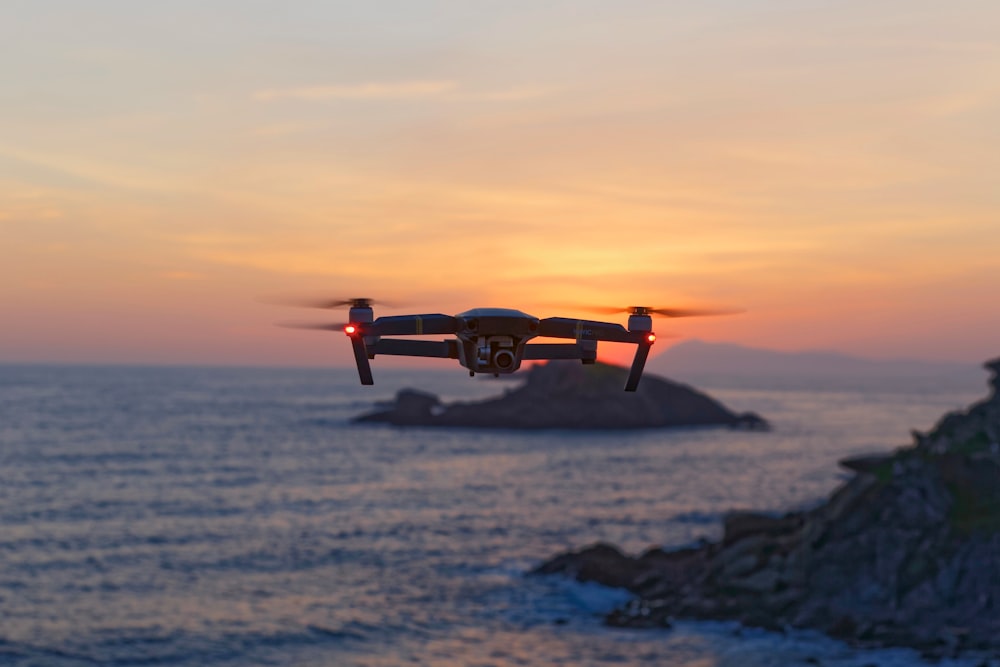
[627,313,653,333]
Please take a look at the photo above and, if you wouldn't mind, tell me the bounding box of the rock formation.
[354,361,768,430]
[534,358,1000,658]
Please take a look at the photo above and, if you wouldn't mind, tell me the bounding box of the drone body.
[334,300,656,391]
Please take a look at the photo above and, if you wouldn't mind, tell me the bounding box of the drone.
[279,298,736,392]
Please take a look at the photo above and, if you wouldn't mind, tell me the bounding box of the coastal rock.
[722,511,805,546]
[355,361,769,430]
[535,356,1000,656]
[532,542,709,595]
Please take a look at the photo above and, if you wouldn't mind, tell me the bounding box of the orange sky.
[2,2,998,366]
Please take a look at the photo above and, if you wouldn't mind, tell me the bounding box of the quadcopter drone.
[280,298,735,391]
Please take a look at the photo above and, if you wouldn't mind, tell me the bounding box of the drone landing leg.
[350,336,374,385]
[625,343,651,392]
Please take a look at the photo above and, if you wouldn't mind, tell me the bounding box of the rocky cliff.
[354,361,767,429]
[535,358,1000,658]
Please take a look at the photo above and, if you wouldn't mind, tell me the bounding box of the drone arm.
[536,317,643,344]
[369,339,458,359]
[367,314,458,336]
[522,343,592,360]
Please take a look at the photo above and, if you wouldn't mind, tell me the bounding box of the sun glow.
[2,2,998,365]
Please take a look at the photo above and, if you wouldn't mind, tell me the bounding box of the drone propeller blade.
[646,306,744,318]
[552,304,743,318]
[259,294,406,309]
[277,321,350,331]
[305,298,372,309]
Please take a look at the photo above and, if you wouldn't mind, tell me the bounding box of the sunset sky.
[2,1,998,367]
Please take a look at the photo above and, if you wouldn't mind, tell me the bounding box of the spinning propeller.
[259,294,406,310]
[277,321,349,331]
[299,297,383,309]
[271,296,384,331]
[579,305,743,318]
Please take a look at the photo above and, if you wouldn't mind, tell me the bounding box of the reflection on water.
[0,365,987,666]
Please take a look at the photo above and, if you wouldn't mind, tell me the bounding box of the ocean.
[0,364,989,666]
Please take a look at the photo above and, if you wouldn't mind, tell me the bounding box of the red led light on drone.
[646,333,656,343]
[344,325,357,335]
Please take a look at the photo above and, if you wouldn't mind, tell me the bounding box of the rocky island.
[535,357,1000,658]
[354,360,767,429]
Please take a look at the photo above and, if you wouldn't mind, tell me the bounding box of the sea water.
[0,364,989,666]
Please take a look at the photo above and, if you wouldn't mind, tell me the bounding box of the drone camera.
[476,335,517,370]
[493,349,516,370]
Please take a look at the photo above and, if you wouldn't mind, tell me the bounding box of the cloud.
[253,80,458,101]
[161,271,204,281]
[461,85,566,102]
[0,145,180,193]
[252,81,564,104]
[249,122,317,137]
